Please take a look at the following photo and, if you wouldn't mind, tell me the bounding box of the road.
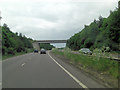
[2,51,106,88]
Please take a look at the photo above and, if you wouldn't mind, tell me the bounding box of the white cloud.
[0,0,118,41]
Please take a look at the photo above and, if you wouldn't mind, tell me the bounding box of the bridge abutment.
[32,42,40,51]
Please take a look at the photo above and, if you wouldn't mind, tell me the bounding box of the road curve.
[2,51,106,88]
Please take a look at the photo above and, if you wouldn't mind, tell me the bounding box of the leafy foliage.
[2,24,33,55]
[67,2,120,51]
[52,49,119,79]
[39,43,55,50]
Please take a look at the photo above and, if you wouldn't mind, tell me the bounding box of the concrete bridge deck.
[35,40,67,43]
[33,40,67,50]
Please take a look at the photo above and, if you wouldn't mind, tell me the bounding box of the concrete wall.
[32,42,40,51]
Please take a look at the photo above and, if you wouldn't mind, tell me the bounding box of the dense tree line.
[39,43,55,50]
[2,24,33,55]
[67,1,120,51]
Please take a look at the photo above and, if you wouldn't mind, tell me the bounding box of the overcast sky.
[0,0,118,42]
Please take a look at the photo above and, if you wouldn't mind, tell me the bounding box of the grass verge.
[52,48,119,88]
[2,49,33,60]
[2,52,26,60]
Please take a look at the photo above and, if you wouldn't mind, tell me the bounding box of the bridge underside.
[36,40,67,43]
[32,40,67,50]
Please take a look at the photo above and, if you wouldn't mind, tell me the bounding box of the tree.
[2,23,33,55]
[39,43,55,50]
[67,1,119,51]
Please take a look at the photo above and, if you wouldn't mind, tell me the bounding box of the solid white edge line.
[48,52,88,88]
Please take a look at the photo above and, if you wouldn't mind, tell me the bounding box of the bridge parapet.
[32,40,67,50]
[36,40,67,43]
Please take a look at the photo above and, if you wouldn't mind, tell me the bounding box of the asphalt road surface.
[2,51,106,88]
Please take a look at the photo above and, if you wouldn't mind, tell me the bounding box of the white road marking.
[0,82,2,86]
[0,82,2,90]
[48,52,88,88]
[21,63,26,67]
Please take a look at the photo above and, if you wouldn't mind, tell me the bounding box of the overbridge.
[36,40,67,43]
[32,40,67,50]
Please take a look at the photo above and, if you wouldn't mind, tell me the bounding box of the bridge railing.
[34,40,67,43]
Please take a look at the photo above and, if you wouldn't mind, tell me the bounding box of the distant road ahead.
[3,52,105,88]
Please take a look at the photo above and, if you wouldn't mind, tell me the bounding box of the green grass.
[2,52,27,60]
[2,49,33,60]
[52,49,119,78]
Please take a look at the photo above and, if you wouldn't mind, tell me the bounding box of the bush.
[2,46,7,55]
[101,46,110,52]
[7,48,15,55]
[16,47,22,52]
[105,47,110,52]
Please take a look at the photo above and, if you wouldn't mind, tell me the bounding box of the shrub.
[101,46,111,52]
[7,48,15,55]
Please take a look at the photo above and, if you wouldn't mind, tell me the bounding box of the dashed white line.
[21,63,26,67]
[48,52,88,88]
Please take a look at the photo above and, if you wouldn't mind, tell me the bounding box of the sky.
[0,0,118,47]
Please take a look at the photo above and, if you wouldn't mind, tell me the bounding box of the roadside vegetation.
[2,24,34,60]
[39,43,55,50]
[52,48,119,78]
[52,48,119,87]
[2,51,31,60]
[58,2,120,87]
[67,1,120,52]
